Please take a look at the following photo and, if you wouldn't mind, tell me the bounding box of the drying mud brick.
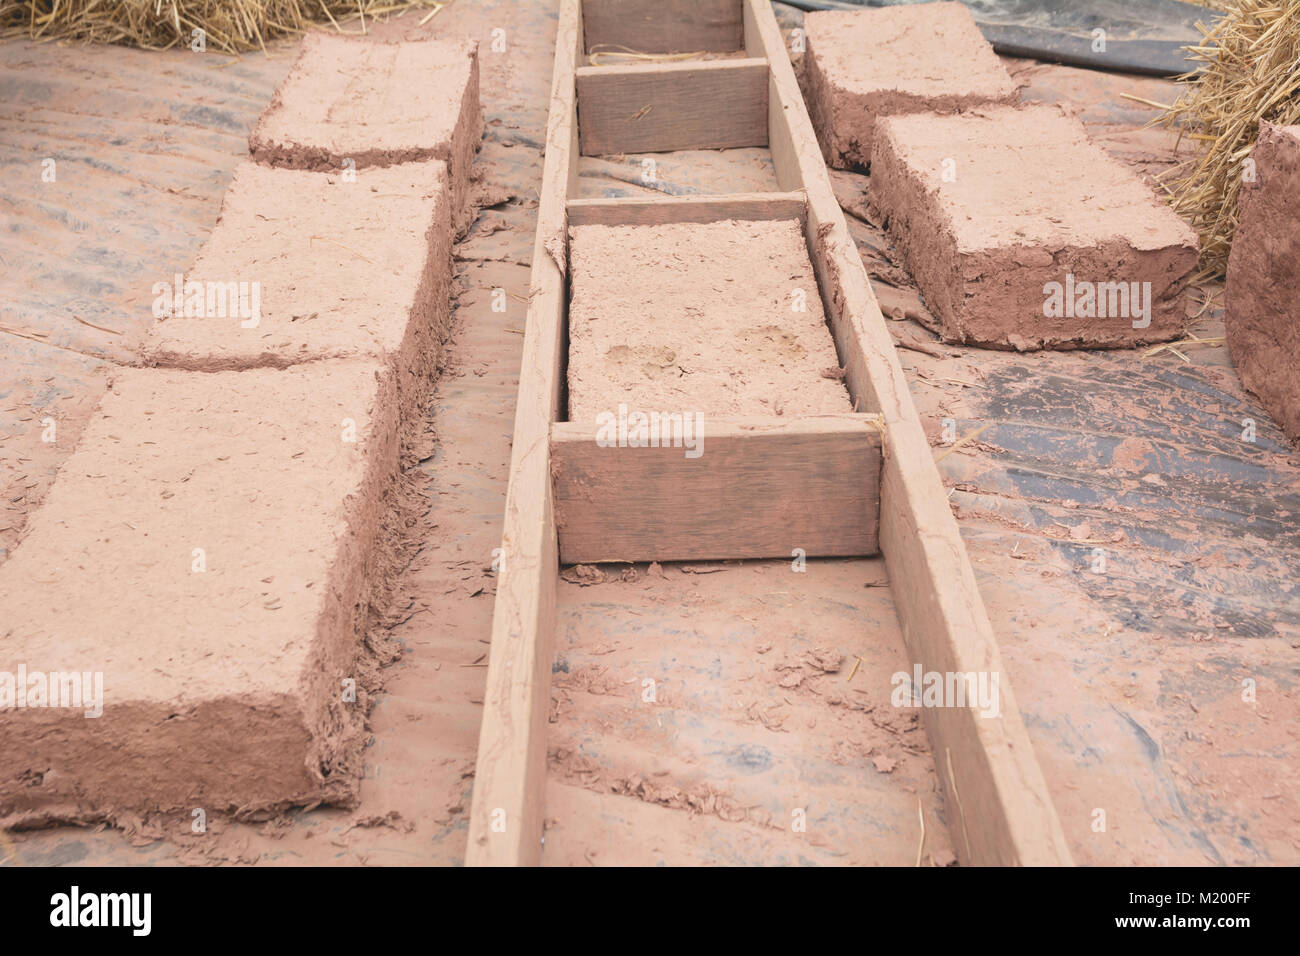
[802,2,1018,171]
[565,218,852,421]
[147,160,451,423]
[1226,122,1300,443]
[249,33,481,226]
[0,361,401,823]
[869,105,1198,349]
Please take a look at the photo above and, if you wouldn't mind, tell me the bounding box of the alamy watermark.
[0,665,103,718]
[595,404,704,459]
[1043,273,1151,329]
[50,886,150,936]
[891,665,1000,719]
[152,273,261,328]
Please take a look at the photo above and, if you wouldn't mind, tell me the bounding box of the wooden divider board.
[567,191,805,227]
[582,0,744,56]
[576,58,769,155]
[552,415,882,563]
[465,0,581,868]
[469,0,1073,867]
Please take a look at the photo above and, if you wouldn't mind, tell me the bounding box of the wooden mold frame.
[467,0,1073,867]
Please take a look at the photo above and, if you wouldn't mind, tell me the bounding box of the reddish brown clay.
[869,104,1198,350]
[249,33,481,226]
[802,2,1018,171]
[0,361,402,824]
[566,219,851,421]
[1226,122,1300,443]
[146,160,451,437]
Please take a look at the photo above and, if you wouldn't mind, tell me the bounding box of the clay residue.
[801,3,1018,170]
[868,104,1198,349]
[1226,122,1300,443]
[543,558,955,866]
[1110,435,1157,473]
[565,218,852,421]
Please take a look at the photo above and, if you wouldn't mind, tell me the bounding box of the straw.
[0,0,445,54]
[587,43,708,66]
[1154,0,1300,278]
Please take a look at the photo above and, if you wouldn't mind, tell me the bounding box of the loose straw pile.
[1156,0,1300,278]
[0,0,446,55]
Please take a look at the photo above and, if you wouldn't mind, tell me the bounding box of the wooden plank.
[464,0,581,868]
[566,190,805,227]
[576,59,768,156]
[552,415,882,563]
[745,0,1073,867]
[582,0,744,56]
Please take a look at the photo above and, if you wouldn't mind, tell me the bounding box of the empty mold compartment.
[581,0,747,58]
[574,0,780,196]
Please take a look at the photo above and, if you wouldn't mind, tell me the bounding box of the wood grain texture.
[566,190,805,226]
[552,415,881,563]
[582,0,744,56]
[576,58,768,156]
[464,0,581,868]
[745,0,1073,866]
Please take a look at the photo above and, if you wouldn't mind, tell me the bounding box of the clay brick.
[147,160,451,423]
[1227,122,1300,443]
[566,218,851,421]
[0,361,399,821]
[249,34,481,226]
[868,105,1198,349]
[802,3,1018,170]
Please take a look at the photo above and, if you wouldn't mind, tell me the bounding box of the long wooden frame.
[467,0,1072,867]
